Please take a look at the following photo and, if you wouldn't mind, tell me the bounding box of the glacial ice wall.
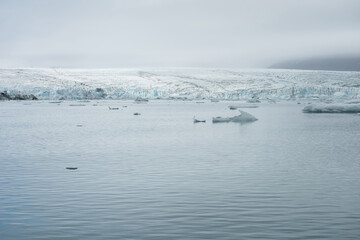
[0,68,359,100]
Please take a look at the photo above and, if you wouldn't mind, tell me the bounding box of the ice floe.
[303,104,360,113]
[228,104,259,110]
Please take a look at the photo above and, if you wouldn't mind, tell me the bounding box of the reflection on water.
[1,101,360,239]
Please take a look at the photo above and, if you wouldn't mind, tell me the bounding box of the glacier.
[0,68,359,101]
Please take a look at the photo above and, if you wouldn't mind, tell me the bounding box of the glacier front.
[0,68,359,101]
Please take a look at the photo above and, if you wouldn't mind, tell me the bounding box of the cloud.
[0,0,359,67]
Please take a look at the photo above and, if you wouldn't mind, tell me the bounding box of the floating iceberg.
[212,110,258,123]
[134,97,149,103]
[303,104,360,113]
[193,117,206,123]
[228,104,259,110]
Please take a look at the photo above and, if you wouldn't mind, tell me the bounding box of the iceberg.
[228,104,259,110]
[212,110,258,123]
[303,104,360,113]
[134,97,149,103]
[193,117,206,123]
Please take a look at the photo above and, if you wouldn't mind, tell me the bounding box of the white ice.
[228,104,259,110]
[213,110,258,123]
[303,103,360,113]
[1,68,359,100]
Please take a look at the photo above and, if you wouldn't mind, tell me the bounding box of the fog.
[1,0,359,68]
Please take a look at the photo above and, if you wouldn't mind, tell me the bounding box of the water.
[1,100,360,239]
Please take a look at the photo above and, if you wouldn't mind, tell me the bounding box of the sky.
[0,0,360,68]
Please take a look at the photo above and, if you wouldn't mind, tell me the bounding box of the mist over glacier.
[1,68,359,101]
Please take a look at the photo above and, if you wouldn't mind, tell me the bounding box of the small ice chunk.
[69,104,85,106]
[193,116,206,123]
[303,104,360,113]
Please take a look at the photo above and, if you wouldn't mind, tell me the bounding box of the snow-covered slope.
[0,68,359,100]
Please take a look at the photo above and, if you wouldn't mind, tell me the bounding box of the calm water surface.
[0,101,360,239]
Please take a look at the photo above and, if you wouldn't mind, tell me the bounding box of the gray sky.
[1,0,360,68]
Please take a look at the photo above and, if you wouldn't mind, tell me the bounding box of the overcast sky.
[0,0,359,68]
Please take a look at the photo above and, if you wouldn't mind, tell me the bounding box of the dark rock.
[1,92,38,100]
[13,94,26,100]
[0,92,11,100]
[30,94,38,100]
[66,167,78,170]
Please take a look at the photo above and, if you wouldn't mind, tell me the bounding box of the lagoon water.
[1,101,360,239]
